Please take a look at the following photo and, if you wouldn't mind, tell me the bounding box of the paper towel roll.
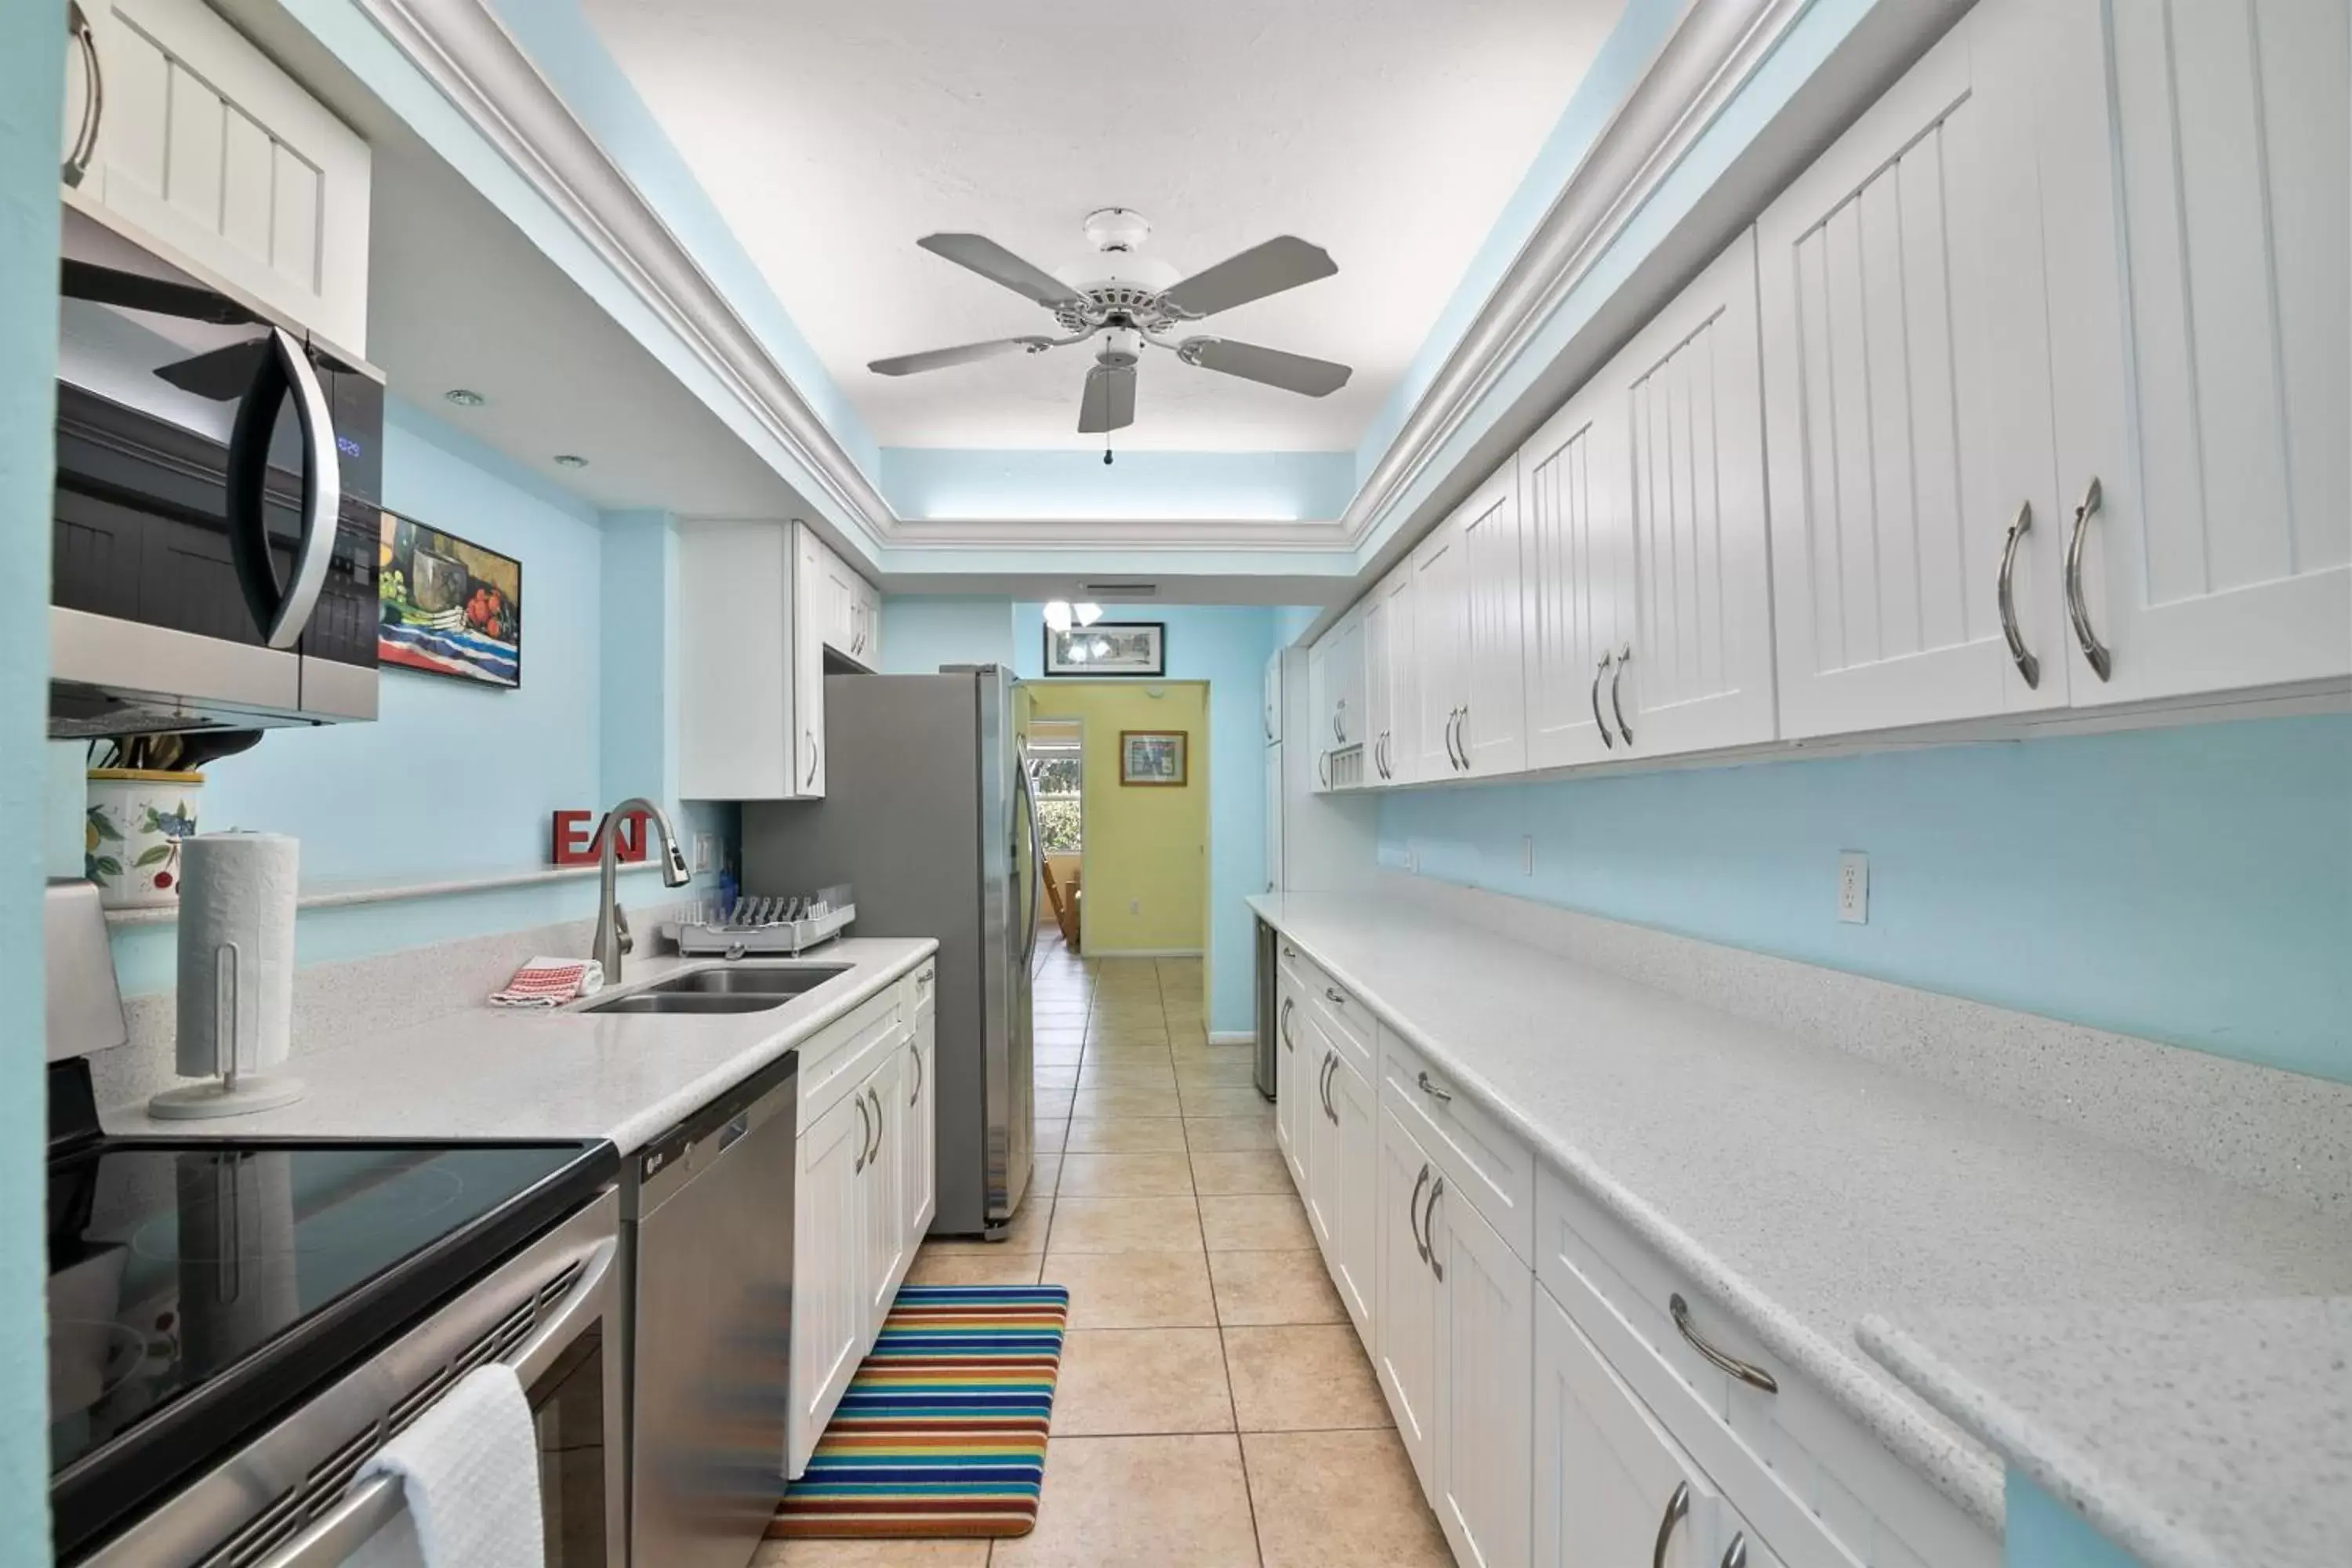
[175,833,299,1080]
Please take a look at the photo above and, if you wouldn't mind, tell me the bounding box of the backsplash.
[1377,713,2352,1084]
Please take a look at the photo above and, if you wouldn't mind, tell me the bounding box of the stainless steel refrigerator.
[742,666,1038,1239]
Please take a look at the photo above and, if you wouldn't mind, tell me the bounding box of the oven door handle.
[249,1234,619,1568]
[225,325,342,650]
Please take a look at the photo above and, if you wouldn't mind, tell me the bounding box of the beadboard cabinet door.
[1759,0,2069,739]
[1377,566,1421,786]
[790,1090,866,1477]
[793,525,829,796]
[1615,232,1776,757]
[1458,466,1529,776]
[81,0,372,354]
[2036,0,2350,705]
[1376,1107,1442,1497]
[1431,1177,1534,1568]
[1362,586,1392,787]
[1522,383,1628,771]
[1411,517,1470,779]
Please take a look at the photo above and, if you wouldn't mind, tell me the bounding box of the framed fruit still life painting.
[377,513,522,688]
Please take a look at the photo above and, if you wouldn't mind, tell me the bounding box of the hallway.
[761,945,1453,1566]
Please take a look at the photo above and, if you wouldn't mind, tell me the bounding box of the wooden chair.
[1041,860,1082,952]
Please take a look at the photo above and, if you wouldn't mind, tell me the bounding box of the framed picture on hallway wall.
[1120,730,1187,787]
[1044,621,1164,677]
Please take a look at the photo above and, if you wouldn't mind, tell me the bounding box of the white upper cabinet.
[1263,648,1283,746]
[1377,567,1420,786]
[1523,382,1627,771]
[1617,232,1777,757]
[816,542,880,670]
[1759,0,2069,739]
[1526,232,1775,768]
[793,525,830,795]
[679,521,800,800]
[1411,516,1470,779]
[73,0,372,354]
[2036,0,2350,704]
[1458,466,1529,776]
[1362,584,1393,786]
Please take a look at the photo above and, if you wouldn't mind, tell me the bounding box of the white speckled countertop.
[1247,893,2352,1533]
[100,938,937,1154]
[1858,1297,2351,1568]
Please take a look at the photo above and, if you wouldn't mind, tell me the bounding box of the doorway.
[1028,718,1084,952]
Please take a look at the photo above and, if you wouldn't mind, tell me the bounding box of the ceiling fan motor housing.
[1083,207,1152,253]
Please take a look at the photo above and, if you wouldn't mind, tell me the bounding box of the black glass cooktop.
[45,1061,616,1563]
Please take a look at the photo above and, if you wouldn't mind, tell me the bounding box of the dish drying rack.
[663,884,855,957]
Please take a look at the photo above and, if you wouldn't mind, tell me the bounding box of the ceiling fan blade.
[1160,236,1338,318]
[916,233,1085,309]
[868,336,1049,376]
[1178,337,1352,397]
[1077,361,1137,434]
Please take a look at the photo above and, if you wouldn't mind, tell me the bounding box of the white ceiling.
[576,0,1624,453]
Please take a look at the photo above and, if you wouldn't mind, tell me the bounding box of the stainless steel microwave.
[50,201,383,739]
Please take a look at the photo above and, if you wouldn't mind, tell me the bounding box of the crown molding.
[354,0,1812,567]
[1338,0,1810,550]
[354,0,898,541]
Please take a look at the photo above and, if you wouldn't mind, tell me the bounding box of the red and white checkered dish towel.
[490,956,606,1008]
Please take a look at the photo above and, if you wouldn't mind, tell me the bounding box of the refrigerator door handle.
[1015,753,1044,971]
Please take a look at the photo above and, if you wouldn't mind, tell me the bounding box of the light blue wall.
[2005,1474,2147,1568]
[0,2,61,1551]
[880,449,1356,523]
[1377,715,2352,1083]
[1011,604,1294,1036]
[879,597,1019,675]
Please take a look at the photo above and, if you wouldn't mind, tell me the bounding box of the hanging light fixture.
[1042,601,1074,632]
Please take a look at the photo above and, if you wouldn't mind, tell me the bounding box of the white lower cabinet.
[1431,1177,1534,1568]
[1274,985,1304,1187]
[1298,1013,1376,1338]
[789,971,934,1478]
[791,1087,867,1477]
[1534,1284,1717,1568]
[1375,1108,1442,1495]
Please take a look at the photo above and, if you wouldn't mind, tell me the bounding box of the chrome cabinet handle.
[1592,651,1616,750]
[1610,644,1634,746]
[1333,703,1345,743]
[1408,1163,1432,1262]
[909,1043,924,1106]
[1670,1293,1779,1392]
[2063,475,2111,681]
[1998,499,2041,688]
[1322,1053,1339,1123]
[853,1092,871,1174]
[1279,996,1295,1050]
[1323,986,1345,1007]
[1422,1174,1446,1279]
[1415,1070,1451,1104]
[805,730,819,789]
[1651,1481,1691,1568]
[867,1087,886,1165]
[1282,944,1298,959]
[63,0,103,187]
[1719,1533,1748,1568]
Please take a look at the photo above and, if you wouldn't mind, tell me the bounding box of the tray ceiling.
[577,0,1624,452]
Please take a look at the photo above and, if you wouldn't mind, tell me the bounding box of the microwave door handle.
[250,1235,619,1568]
[225,327,341,650]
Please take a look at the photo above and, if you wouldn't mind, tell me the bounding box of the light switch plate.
[1838,851,1868,924]
[1520,836,1535,876]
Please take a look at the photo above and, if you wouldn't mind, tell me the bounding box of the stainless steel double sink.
[578,964,851,1015]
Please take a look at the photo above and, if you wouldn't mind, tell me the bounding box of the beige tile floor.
[759,937,1454,1568]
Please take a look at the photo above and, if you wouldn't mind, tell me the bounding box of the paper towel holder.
[148,940,305,1120]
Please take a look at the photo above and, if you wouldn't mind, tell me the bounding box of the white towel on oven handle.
[352,1363,544,1567]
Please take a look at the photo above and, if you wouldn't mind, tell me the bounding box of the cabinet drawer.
[1298,955,1373,1076]
[798,989,906,1131]
[1536,1164,1994,1568]
[1379,1025,1534,1266]
[903,961,937,1024]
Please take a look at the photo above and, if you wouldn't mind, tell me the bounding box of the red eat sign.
[552,809,650,866]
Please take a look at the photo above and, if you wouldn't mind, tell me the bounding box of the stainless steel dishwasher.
[626,1049,797,1568]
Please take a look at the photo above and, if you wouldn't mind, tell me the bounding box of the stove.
[46,1058,619,1563]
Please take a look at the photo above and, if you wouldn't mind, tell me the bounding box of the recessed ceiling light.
[553,454,589,469]
[443,388,486,407]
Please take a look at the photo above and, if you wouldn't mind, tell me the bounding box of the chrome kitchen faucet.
[590,797,692,984]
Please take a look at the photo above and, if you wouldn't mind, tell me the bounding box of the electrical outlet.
[691,832,716,875]
[1520,836,1535,877]
[1838,851,1869,924]
[1129,898,1140,915]
[1405,842,1419,873]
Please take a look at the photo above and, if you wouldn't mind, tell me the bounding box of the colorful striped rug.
[770,1283,1069,1538]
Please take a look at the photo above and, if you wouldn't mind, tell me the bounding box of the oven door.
[78,1190,626,1568]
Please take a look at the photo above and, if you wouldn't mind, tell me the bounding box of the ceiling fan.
[868,208,1352,437]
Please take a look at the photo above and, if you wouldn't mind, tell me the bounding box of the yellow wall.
[1022,681,1208,955]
